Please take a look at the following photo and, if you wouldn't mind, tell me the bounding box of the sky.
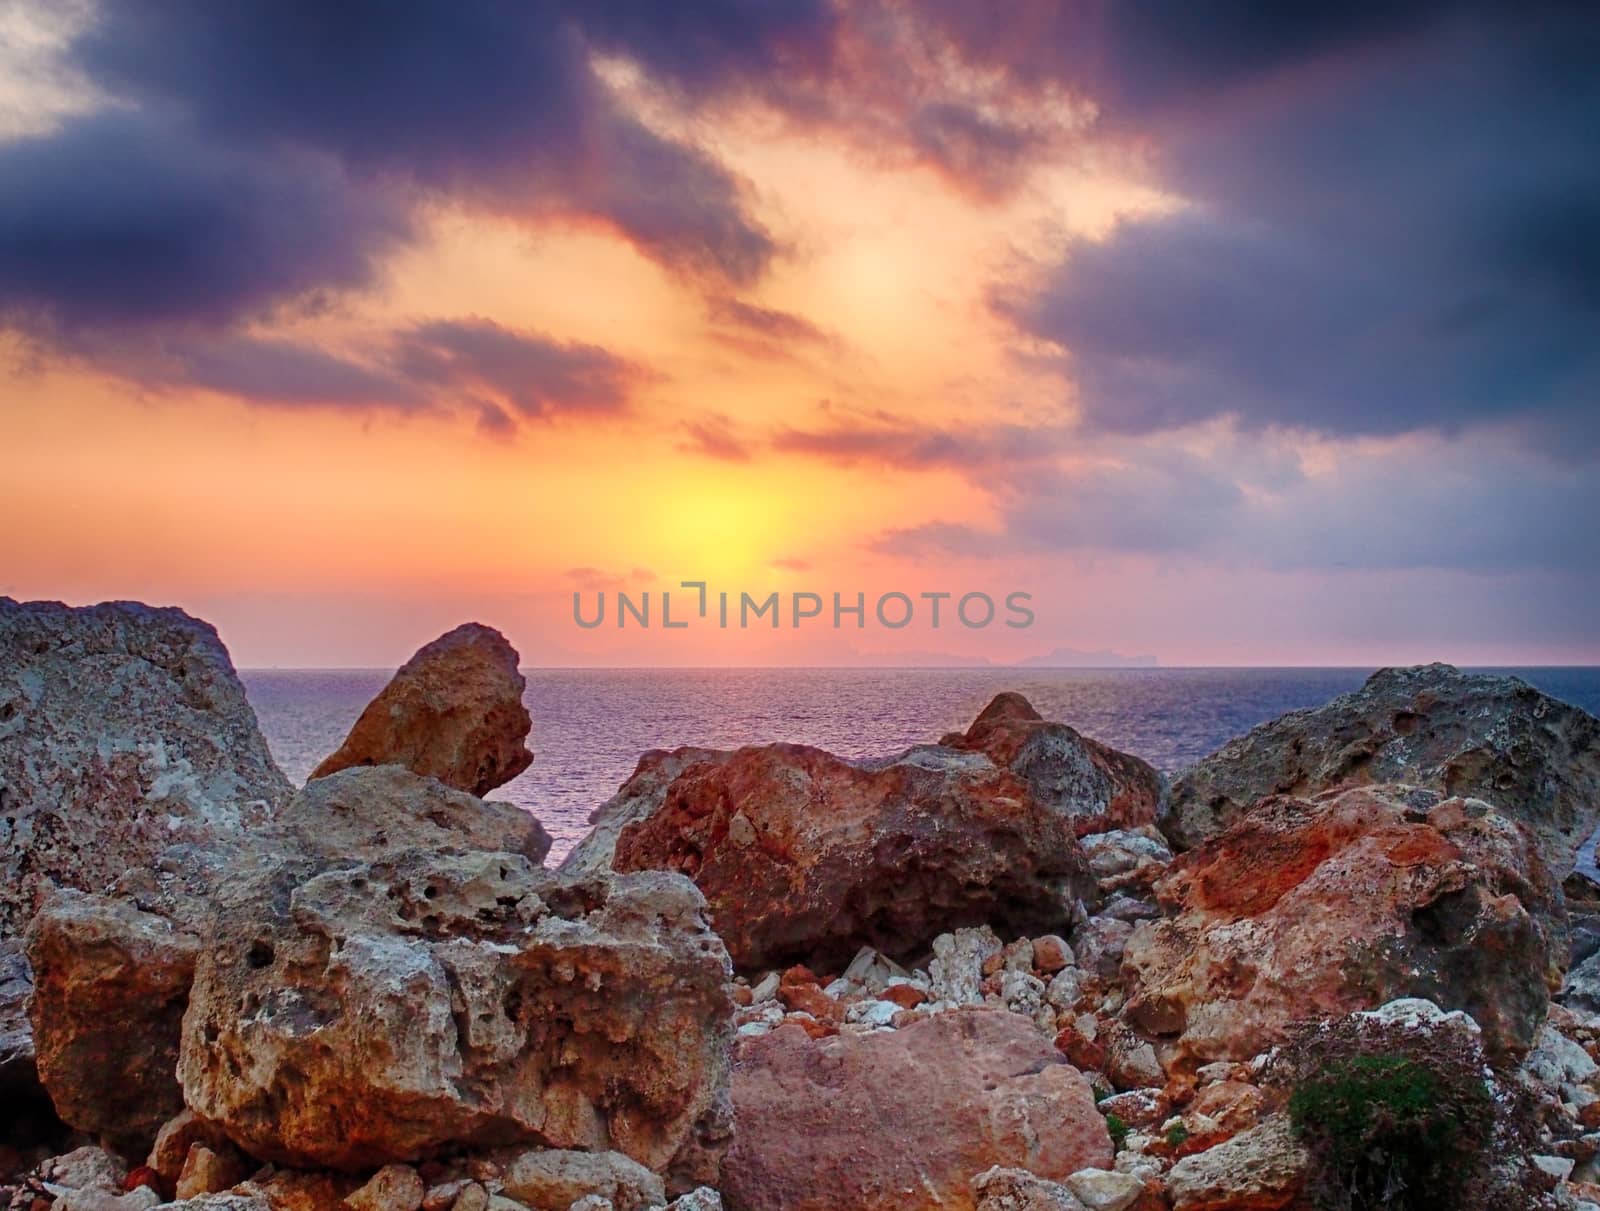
[1,0,1596,668]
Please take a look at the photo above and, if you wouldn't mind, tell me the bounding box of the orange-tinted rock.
[724,1008,1111,1211]
[1189,1081,1266,1137]
[791,1016,837,1040]
[177,854,733,1181]
[279,764,550,865]
[941,692,1166,837]
[1165,1116,1309,1211]
[1098,1088,1171,1129]
[1031,935,1073,975]
[25,766,554,1156]
[311,623,533,797]
[148,1111,239,1185]
[572,696,1158,972]
[173,1144,249,1201]
[880,983,927,1010]
[775,967,841,1024]
[1124,785,1563,1065]
[1054,1021,1107,1072]
[609,741,1097,972]
[25,891,199,1151]
[122,1167,164,1198]
[1166,663,1600,873]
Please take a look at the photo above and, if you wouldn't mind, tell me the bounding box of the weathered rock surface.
[1124,785,1563,1066]
[499,1147,665,1211]
[605,739,1098,971]
[0,938,37,1108]
[0,598,291,940]
[939,692,1165,837]
[566,696,1158,972]
[25,765,555,1151]
[25,891,199,1148]
[1165,663,1600,871]
[1164,1116,1309,1211]
[345,1164,425,1211]
[973,1167,1087,1210]
[563,749,731,879]
[311,623,533,797]
[279,765,550,867]
[177,853,733,1179]
[722,1007,1111,1211]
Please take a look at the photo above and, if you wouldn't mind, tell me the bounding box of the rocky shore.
[4,597,1600,1210]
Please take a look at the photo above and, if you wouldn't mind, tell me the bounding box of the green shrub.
[1267,1012,1537,1211]
[1165,1120,1191,1150]
[1104,1112,1129,1151]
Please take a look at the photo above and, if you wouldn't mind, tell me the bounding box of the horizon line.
[236,662,1600,673]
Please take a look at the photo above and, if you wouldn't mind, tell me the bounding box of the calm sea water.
[240,667,1600,862]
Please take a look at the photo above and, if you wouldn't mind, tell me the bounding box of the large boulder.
[0,598,291,940]
[177,852,734,1182]
[939,692,1166,836]
[311,623,533,797]
[25,892,199,1149]
[25,766,554,1152]
[279,764,550,865]
[606,741,1098,972]
[1123,785,1563,1066]
[563,748,731,879]
[1165,663,1600,871]
[722,1007,1111,1211]
[568,694,1148,972]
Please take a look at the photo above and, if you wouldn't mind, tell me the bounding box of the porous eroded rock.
[940,692,1166,836]
[0,598,291,939]
[1166,663,1600,870]
[1123,785,1563,1066]
[177,853,733,1178]
[24,765,556,1151]
[311,623,533,797]
[722,1007,1111,1211]
[609,740,1097,972]
[25,891,199,1148]
[279,765,550,866]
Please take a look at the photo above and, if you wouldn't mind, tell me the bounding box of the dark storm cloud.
[574,0,839,95]
[873,434,1600,575]
[66,0,792,287]
[906,102,1043,199]
[1003,4,1600,450]
[0,111,408,335]
[1,0,829,360]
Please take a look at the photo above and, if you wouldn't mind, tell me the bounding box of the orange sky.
[3,2,1595,668]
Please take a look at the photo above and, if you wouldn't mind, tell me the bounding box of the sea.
[241,667,1600,864]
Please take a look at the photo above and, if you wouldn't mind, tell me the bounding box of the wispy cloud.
[677,413,753,461]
